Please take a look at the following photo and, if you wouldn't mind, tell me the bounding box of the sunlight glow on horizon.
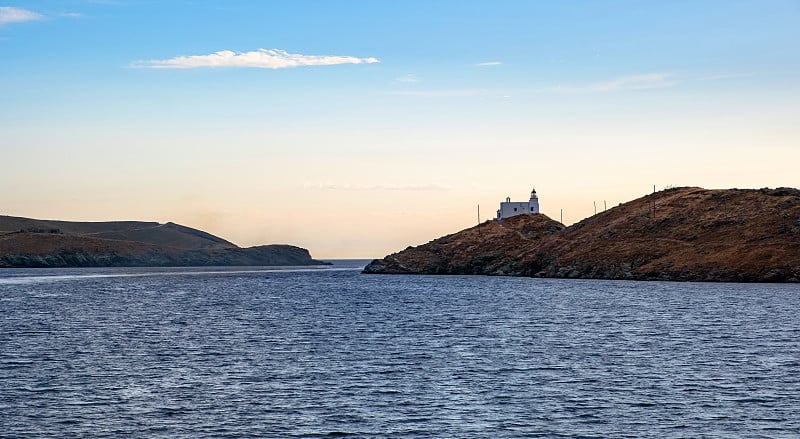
[1,1,798,258]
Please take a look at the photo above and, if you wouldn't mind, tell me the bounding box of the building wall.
[498,201,536,219]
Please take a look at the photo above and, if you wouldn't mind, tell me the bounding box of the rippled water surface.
[2,261,799,438]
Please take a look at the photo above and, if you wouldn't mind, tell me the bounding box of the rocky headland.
[364,187,800,282]
[0,216,327,268]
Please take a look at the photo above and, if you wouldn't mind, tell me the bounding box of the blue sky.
[2,1,799,258]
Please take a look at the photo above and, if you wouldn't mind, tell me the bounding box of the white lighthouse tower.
[496,187,541,220]
[529,187,540,214]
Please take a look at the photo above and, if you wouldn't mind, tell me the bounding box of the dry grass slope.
[364,187,800,282]
[0,216,235,250]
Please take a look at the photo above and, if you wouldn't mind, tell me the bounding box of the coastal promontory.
[0,216,327,268]
[364,187,800,282]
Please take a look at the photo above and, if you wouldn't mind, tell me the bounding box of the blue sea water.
[1,260,799,438]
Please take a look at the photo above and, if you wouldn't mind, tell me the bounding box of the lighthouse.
[496,187,541,220]
[529,188,540,214]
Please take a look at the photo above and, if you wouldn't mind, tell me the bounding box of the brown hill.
[364,187,800,282]
[0,216,326,268]
[0,216,235,250]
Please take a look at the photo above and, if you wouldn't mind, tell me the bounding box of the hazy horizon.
[2,1,799,258]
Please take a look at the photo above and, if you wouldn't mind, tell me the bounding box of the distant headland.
[364,187,800,282]
[0,216,328,268]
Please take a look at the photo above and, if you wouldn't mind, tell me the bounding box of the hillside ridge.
[0,215,326,268]
[364,187,800,282]
[0,215,236,250]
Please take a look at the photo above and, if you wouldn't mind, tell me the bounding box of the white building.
[496,188,540,220]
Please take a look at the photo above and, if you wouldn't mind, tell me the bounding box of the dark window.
[513,207,517,212]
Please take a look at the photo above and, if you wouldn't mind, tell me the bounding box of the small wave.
[0,266,361,285]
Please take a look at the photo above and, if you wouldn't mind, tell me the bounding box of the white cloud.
[305,183,451,192]
[132,48,379,69]
[475,61,502,67]
[0,7,43,25]
[545,73,676,93]
[60,12,83,18]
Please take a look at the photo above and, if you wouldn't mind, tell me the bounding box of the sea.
[1,260,798,438]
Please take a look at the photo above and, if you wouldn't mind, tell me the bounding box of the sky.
[1,1,799,259]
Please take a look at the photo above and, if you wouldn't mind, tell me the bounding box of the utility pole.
[560,209,563,224]
[594,201,597,216]
[604,200,607,212]
[478,204,483,238]
[653,185,656,219]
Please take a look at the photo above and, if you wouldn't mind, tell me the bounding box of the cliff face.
[0,217,326,268]
[364,187,800,282]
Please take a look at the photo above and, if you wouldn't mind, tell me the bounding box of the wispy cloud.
[0,7,43,25]
[385,89,507,98]
[545,73,676,93]
[395,74,420,83]
[132,48,380,69]
[384,73,676,99]
[60,12,83,18]
[695,72,755,82]
[475,61,502,67]
[305,183,451,192]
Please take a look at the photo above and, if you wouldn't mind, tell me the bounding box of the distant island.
[0,216,328,268]
[364,187,800,282]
